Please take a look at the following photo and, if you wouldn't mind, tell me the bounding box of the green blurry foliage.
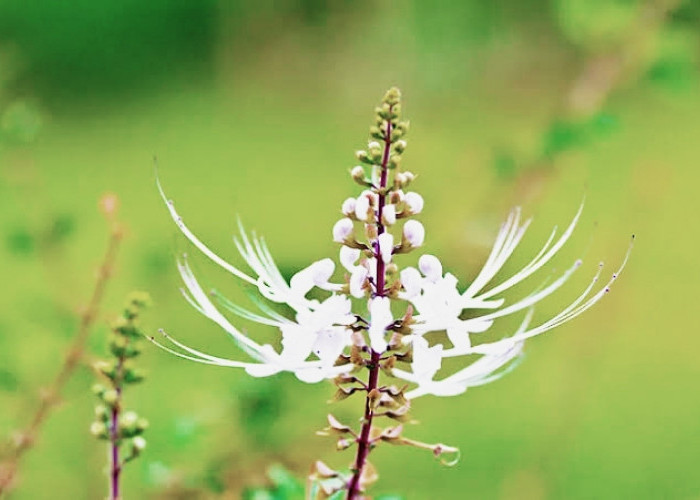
[5,226,35,256]
[242,465,304,500]
[554,0,641,50]
[0,0,218,100]
[541,112,619,159]
[647,26,699,92]
[236,377,290,446]
[0,100,42,145]
[4,214,75,257]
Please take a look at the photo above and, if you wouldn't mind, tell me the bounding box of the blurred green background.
[0,0,698,498]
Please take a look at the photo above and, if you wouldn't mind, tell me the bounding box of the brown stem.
[0,222,123,496]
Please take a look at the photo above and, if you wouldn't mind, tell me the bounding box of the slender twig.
[346,103,394,500]
[0,205,123,496]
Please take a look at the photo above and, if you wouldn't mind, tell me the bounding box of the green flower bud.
[126,291,152,309]
[355,150,372,165]
[109,334,129,357]
[369,126,384,140]
[393,139,407,154]
[383,87,401,106]
[132,436,147,453]
[101,389,119,406]
[120,411,139,429]
[123,367,145,384]
[94,360,117,380]
[90,421,109,439]
[95,404,110,421]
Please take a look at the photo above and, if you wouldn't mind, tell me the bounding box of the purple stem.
[346,109,393,500]
[109,360,124,500]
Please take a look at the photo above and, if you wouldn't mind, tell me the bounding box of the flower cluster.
[154,90,629,397]
[153,87,630,498]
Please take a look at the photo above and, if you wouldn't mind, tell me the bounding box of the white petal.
[403,220,425,247]
[354,195,371,221]
[349,266,369,298]
[290,258,336,297]
[405,192,424,214]
[378,233,394,264]
[340,246,361,272]
[400,267,422,298]
[382,204,397,225]
[156,176,257,286]
[333,218,354,243]
[368,297,393,353]
[341,197,356,216]
[411,336,444,381]
[418,254,442,282]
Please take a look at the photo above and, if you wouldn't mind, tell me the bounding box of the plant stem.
[346,107,393,500]
[109,359,124,500]
[0,223,123,496]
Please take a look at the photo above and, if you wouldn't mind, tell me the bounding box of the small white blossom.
[403,220,425,247]
[378,233,394,264]
[354,194,371,221]
[341,197,357,216]
[333,218,354,243]
[404,192,424,214]
[382,204,397,225]
[368,297,393,353]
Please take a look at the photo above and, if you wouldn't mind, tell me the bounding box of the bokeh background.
[0,1,698,498]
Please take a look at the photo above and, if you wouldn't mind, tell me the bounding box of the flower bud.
[341,197,356,216]
[378,233,394,264]
[95,404,109,421]
[355,150,371,164]
[101,389,119,406]
[120,411,139,428]
[365,223,378,241]
[332,218,354,243]
[132,436,147,453]
[382,204,397,226]
[354,195,371,221]
[90,421,109,439]
[419,254,443,282]
[394,139,407,154]
[404,192,424,214]
[388,154,402,169]
[349,267,369,298]
[351,166,366,186]
[403,220,425,247]
[369,126,384,140]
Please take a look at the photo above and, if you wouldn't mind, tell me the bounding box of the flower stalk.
[0,195,123,496]
[91,292,151,500]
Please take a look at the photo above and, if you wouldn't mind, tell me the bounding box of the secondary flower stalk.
[153,88,631,499]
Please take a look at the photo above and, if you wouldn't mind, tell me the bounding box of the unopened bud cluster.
[91,292,151,464]
[334,87,424,306]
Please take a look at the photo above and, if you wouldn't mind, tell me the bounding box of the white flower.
[403,220,425,247]
[378,233,394,264]
[333,218,354,243]
[404,192,424,214]
[389,204,633,398]
[368,297,394,353]
[382,204,397,226]
[341,197,356,216]
[155,141,630,399]
[354,194,371,221]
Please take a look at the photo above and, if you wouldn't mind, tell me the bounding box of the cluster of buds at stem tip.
[91,292,151,464]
